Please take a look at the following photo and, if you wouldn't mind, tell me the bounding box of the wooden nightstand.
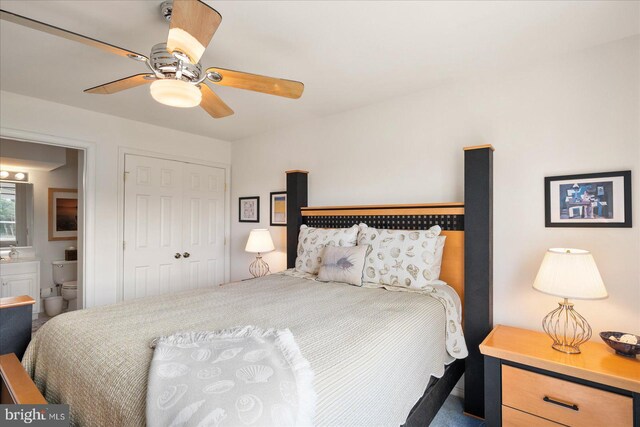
[480,325,640,427]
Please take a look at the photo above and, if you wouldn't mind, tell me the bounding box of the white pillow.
[295,224,359,274]
[357,224,446,289]
[317,245,368,286]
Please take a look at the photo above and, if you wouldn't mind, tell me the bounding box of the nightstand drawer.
[502,406,562,427]
[502,365,633,427]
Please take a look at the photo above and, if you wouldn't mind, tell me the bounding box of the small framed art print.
[239,196,260,223]
[49,188,78,241]
[545,170,631,227]
[270,191,287,226]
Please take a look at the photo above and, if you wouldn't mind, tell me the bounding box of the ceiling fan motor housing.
[151,43,202,82]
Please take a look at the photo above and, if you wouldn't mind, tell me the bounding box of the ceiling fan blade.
[167,0,222,64]
[0,9,147,60]
[206,67,304,99]
[84,74,155,95]
[200,83,234,118]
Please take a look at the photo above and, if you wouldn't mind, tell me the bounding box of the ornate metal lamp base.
[542,298,592,354]
[249,254,270,278]
[551,343,581,354]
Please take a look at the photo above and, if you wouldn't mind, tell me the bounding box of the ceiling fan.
[0,0,304,119]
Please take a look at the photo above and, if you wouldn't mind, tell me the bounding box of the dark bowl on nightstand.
[599,332,640,358]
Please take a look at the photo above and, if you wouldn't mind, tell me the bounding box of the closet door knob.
[174,253,182,259]
[183,252,190,258]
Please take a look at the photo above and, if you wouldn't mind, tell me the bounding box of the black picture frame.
[239,196,260,223]
[270,191,287,226]
[545,170,631,228]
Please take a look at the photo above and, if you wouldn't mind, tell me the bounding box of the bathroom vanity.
[0,259,40,318]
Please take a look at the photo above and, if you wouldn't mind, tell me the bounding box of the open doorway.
[0,138,85,329]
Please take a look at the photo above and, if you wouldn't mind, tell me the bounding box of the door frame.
[0,126,96,309]
[116,147,231,302]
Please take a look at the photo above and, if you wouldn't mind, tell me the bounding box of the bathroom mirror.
[0,181,34,247]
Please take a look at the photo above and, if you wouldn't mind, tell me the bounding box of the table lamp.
[245,229,275,278]
[532,248,608,354]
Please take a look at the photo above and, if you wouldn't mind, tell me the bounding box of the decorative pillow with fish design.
[295,224,359,274]
[357,224,446,289]
[317,245,368,286]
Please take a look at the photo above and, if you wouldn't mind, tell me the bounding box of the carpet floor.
[32,313,53,334]
[431,394,485,427]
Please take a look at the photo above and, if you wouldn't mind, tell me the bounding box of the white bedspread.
[24,273,462,427]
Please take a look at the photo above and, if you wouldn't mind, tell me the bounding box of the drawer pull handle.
[543,396,579,411]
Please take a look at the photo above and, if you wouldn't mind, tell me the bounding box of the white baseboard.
[451,385,464,398]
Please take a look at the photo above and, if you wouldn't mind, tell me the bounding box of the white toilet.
[52,260,78,311]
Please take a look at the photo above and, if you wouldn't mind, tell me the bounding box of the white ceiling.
[1,1,638,141]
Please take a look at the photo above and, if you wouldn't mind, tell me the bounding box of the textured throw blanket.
[147,326,315,427]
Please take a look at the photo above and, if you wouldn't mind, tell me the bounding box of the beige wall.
[231,36,640,337]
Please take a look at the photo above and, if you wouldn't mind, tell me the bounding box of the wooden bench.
[0,353,46,404]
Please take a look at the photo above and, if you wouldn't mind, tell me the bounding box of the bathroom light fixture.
[245,229,275,278]
[0,171,29,182]
[533,248,607,354]
[149,79,202,108]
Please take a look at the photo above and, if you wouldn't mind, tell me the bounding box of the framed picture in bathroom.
[49,188,78,241]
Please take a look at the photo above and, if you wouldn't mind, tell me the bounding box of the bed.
[24,272,461,426]
[7,145,494,426]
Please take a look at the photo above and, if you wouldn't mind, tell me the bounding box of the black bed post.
[463,145,494,419]
[286,170,308,269]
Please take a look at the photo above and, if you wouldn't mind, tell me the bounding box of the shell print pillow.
[357,224,446,289]
[295,224,359,274]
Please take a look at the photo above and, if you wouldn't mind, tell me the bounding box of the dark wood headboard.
[284,144,494,418]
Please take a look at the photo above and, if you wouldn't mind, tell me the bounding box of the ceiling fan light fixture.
[167,28,205,63]
[150,79,202,108]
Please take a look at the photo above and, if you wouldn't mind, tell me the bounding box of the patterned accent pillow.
[317,245,368,286]
[357,224,446,289]
[295,225,359,274]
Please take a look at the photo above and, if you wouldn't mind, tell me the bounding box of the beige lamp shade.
[533,248,607,300]
[245,229,275,253]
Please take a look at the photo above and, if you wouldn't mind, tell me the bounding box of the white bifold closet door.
[123,154,225,300]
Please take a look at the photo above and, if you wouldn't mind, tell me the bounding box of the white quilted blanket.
[147,326,315,427]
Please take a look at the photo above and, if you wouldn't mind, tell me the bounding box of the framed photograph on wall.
[545,170,631,227]
[48,188,78,241]
[270,191,287,226]
[239,196,260,223]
